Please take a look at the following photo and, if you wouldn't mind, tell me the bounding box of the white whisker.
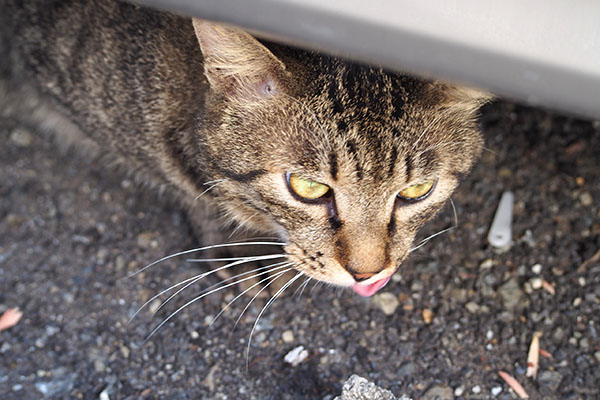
[194,260,290,297]
[194,179,224,201]
[292,276,312,300]
[143,265,295,342]
[232,266,297,331]
[409,226,455,253]
[129,255,286,323]
[449,198,459,227]
[211,265,295,328]
[410,200,459,253]
[155,255,285,314]
[482,146,497,156]
[186,254,285,263]
[310,279,324,295]
[123,241,285,278]
[245,271,303,370]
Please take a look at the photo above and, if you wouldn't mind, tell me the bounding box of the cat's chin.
[350,276,392,297]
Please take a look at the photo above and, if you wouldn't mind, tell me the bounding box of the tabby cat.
[0,0,490,298]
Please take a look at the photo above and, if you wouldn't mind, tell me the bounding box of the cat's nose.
[351,272,376,282]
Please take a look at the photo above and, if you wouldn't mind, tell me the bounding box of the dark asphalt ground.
[1,101,599,399]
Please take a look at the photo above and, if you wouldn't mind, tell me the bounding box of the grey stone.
[397,362,417,377]
[334,375,397,400]
[538,370,563,391]
[498,277,529,311]
[422,384,453,400]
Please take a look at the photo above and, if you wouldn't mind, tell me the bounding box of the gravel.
[1,100,599,399]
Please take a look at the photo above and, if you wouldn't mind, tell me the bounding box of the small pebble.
[472,385,481,394]
[531,263,543,274]
[465,302,480,314]
[422,309,434,324]
[579,192,593,207]
[282,330,294,343]
[578,277,586,287]
[99,389,110,400]
[594,351,600,362]
[148,299,161,314]
[422,384,453,399]
[372,292,400,316]
[530,277,543,290]
[480,259,494,269]
[486,330,494,340]
[284,346,308,366]
[454,386,465,396]
[573,297,582,307]
[498,277,528,311]
[491,386,502,396]
[10,128,34,147]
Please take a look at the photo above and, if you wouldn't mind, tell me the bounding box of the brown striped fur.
[1,0,491,289]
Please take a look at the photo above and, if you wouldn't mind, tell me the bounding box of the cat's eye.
[397,180,435,201]
[287,173,330,200]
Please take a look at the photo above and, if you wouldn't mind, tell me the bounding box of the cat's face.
[192,20,489,296]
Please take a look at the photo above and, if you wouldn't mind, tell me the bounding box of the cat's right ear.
[192,19,285,99]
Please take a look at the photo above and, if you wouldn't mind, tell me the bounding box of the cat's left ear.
[192,19,285,98]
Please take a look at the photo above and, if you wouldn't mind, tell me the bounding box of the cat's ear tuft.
[192,18,285,98]
[443,84,494,106]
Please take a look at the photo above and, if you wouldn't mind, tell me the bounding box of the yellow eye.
[398,180,435,201]
[287,173,330,200]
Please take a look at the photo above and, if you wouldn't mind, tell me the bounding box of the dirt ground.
[0,100,599,399]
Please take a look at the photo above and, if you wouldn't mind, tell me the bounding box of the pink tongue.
[351,276,392,297]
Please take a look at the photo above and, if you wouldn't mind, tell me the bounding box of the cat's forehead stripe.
[328,151,338,180]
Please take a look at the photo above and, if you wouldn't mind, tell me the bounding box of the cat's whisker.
[310,279,324,295]
[245,271,303,371]
[198,261,290,296]
[233,266,298,331]
[211,265,296,329]
[482,146,498,156]
[144,265,295,343]
[155,255,286,314]
[186,254,285,263]
[292,275,312,300]
[450,198,459,227]
[129,255,287,322]
[231,236,281,242]
[194,179,224,201]
[123,241,285,278]
[410,226,455,253]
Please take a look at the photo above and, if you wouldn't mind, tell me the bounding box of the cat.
[0,0,490,298]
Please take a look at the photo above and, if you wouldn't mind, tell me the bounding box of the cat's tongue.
[351,276,392,297]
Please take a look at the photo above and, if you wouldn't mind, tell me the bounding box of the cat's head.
[191,20,491,296]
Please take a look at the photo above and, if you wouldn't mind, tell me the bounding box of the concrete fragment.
[334,375,397,400]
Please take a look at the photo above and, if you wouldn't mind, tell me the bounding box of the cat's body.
[1,0,489,297]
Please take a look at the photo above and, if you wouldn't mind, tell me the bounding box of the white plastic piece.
[488,191,514,249]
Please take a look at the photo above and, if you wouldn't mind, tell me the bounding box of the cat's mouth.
[350,275,392,297]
